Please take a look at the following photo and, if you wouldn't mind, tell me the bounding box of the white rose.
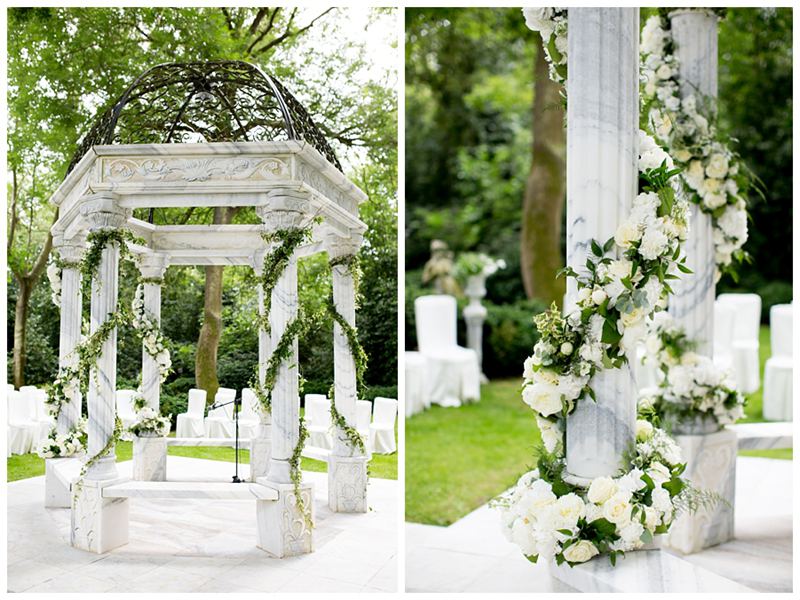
[705,153,729,179]
[685,160,705,189]
[579,342,602,366]
[553,493,586,529]
[591,289,607,305]
[560,342,573,355]
[536,416,562,454]
[510,518,538,556]
[644,506,660,531]
[520,478,557,515]
[562,540,599,564]
[587,476,617,504]
[577,287,592,304]
[656,64,672,80]
[602,491,633,524]
[651,487,672,513]
[522,381,563,417]
[636,419,654,441]
[673,148,692,163]
[646,461,671,486]
[619,520,645,546]
[614,220,641,248]
[523,356,537,381]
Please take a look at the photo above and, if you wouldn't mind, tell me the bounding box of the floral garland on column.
[503,9,716,566]
[131,280,173,383]
[640,312,745,428]
[46,252,80,307]
[641,11,758,282]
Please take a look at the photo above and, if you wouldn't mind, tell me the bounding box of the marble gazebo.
[46,61,369,557]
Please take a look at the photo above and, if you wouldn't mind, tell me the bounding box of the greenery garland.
[258,227,314,332]
[290,415,312,529]
[81,228,145,284]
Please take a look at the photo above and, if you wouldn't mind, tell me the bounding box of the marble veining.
[55,241,84,434]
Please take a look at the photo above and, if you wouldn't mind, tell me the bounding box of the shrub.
[481,299,546,378]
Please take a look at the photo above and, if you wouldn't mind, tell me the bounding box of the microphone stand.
[207,395,243,483]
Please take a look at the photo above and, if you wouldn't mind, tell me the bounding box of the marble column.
[664,10,734,554]
[327,232,368,513]
[138,253,169,412]
[81,195,127,481]
[255,191,313,557]
[564,8,639,483]
[55,236,85,435]
[667,9,719,356]
[250,248,272,482]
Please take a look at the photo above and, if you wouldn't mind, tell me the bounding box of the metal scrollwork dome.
[66,60,342,174]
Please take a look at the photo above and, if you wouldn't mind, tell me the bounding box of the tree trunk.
[521,38,566,306]
[194,207,235,401]
[13,279,31,388]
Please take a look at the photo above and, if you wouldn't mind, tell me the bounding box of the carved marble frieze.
[101,156,290,184]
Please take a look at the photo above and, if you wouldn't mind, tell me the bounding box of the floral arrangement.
[499,422,686,566]
[640,12,756,281]
[128,394,171,437]
[523,130,689,430]
[522,8,568,84]
[131,283,172,382]
[37,418,87,458]
[453,252,507,282]
[47,256,63,307]
[640,312,745,427]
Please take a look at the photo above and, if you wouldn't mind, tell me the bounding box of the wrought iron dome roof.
[66,60,342,174]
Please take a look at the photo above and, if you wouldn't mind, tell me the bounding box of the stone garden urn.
[463,274,489,383]
[133,433,167,481]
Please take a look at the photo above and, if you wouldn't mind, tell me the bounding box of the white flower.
[587,476,617,505]
[536,416,562,453]
[619,520,645,546]
[522,8,555,39]
[639,227,669,261]
[651,487,672,513]
[636,419,654,441]
[615,220,641,248]
[577,287,592,304]
[522,381,562,417]
[553,493,586,529]
[646,461,671,486]
[656,64,672,80]
[560,342,573,355]
[591,289,607,306]
[520,478,557,514]
[705,153,729,179]
[673,148,692,163]
[603,491,633,524]
[562,540,599,564]
[718,205,747,241]
[523,356,537,381]
[579,342,603,366]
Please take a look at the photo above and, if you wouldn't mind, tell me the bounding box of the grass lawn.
[8,440,397,483]
[406,325,790,526]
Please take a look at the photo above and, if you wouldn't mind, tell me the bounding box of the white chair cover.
[176,388,207,437]
[370,396,397,454]
[205,387,236,438]
[764,304,793,421]
[356,399,373,459]
[405,351,430,417]
[713,301,736,372]
[116,389,139,439]
[19,386,50,444]
[8,390,36,455]
[238,388,260,439]
[717,293,761,393]
[634,344,660,392]
[415,295,481,407]
[306,394,333,450]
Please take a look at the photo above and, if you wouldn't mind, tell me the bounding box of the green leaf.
[589,517,617,538]
[525,554,539,564]
[604,237,615,253]
[557,529,573,536]
[591,239,603,257]
[676,262,693,274]
[601,317,622,345]
[640,529,654,544]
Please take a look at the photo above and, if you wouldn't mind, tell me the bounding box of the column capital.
[138,253,169,280]
[79,193,127,231]
[53,233,86,264]
[326,231,362,261]
[256,189,312,233]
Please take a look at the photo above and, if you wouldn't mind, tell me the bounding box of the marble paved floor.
[8,457,398,593]
[406,456,792,593]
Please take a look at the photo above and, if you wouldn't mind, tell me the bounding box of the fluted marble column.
[81,195,126,481]
[564,8,639,482]
[55,236,85,435]
[328,233,362,458]
[138,254,168,412]
[250,248,272,482]
[257,194,308,485]
[667,9,719,356]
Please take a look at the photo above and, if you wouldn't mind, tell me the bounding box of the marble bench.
[165,437,251,448]
[102,479,279,500]
[729,422,793,450]
[45,457,83,508]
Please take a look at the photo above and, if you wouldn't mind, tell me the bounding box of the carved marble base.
[70,477,129,554]
[45,457,78,508]
[255,477,314,558]
[327,454,368,513]
[665,428,736,554]
[249,422,272,483]
[133,436,167,481]
[549,548,751,592]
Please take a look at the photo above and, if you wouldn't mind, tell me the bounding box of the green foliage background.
[7,8,398,400]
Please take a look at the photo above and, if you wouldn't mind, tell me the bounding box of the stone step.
[729,422,793,450]
[102,480,278,500]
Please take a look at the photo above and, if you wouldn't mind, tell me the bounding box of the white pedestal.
[132,436,167,481]
[665,428,736,554]
[328,454,368,513]
[249,421,272,482]
[255,478,314,558]
[71,477,129,554]
[45,457,78,508]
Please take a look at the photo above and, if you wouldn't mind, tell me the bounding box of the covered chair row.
[305,394,398,455]
[175,387,262,439]
[764,303,793,421]
[7,385,53,455]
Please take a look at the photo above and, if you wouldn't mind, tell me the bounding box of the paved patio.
[406,456,793,593]
[8,457,398,593]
